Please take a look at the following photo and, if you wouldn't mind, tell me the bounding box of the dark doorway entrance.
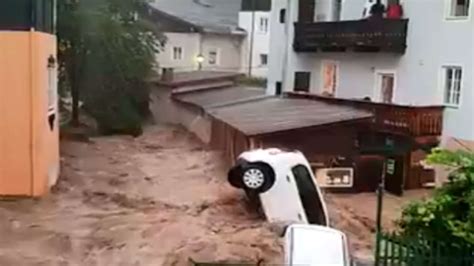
[384,156,405,196]
[357,155,384,192]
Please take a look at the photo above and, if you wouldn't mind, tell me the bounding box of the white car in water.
[284,224,352,266]
[227,148,329,226]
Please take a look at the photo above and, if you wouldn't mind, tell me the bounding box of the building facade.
[239,0,272,77]
[268,0,474,149]
[148,0,245,73]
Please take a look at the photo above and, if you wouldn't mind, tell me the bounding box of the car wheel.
[241,163,275,193]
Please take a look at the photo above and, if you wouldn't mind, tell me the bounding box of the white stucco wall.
[267,0,474,141]
[156,32,201,72]
[239,11,271,77]
[156,32,244,73]
[200,33,244,72]
[267,0,288,95]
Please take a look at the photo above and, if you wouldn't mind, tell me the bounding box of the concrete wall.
[239,11,271,77]
[267,0,474,141]
[156,32,201,72]
[0,31,59,196]
[149,87,212,144]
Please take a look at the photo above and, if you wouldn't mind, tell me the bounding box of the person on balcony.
[362,0,376,19]
[386,0,403,19]
[369,0,386,20]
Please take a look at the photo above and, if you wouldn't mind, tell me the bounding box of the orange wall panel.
[0,31,59,197]
[0,32,33,195]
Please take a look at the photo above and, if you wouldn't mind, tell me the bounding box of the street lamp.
[196,54,205,70]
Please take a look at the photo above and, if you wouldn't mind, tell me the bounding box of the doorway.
[321,61,338,96]
[376,71,396,103]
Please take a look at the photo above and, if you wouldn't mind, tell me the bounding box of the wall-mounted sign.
[315,167,354,188]
[386,159,396,175]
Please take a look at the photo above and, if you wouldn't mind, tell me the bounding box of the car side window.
[291,165,327,226]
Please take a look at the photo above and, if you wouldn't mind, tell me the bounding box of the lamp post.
[196,54,204,71]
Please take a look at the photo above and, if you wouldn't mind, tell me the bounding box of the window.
[47,55,57,115]
[443,66,462,106]
[208,48,219,65]
[376,72,395,104]
[172,47,183,60]
[294,72,311,92]
[315,168,354,188]
[279,9,286,23]
[260,54,268,65]
[291,165,327,226]
[259,17,269,33]
[448,0,470,18]
[275,82,282,95]
[0,0,55,33]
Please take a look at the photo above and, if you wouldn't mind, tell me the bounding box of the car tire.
[240,163,275,193]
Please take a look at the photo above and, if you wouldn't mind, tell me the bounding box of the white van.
[227,148,329,226]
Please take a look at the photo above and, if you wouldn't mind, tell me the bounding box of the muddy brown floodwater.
[0,125,375,266]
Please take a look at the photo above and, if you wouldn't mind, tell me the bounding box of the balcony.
[294,19,408,53]
[287,93,444,137]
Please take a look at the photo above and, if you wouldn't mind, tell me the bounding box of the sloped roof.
[149,0,244,34]
[208,97,374,136]
[174,86,267,109]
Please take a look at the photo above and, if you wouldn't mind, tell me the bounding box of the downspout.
[248,0,256,76]
[281,0,292,93]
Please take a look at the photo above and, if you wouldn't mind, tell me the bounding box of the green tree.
[397,149,474,245]
[58,0,164,135]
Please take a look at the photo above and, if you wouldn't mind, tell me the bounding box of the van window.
[291,165,327,225]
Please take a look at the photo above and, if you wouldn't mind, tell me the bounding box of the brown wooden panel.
[294,19,408,53]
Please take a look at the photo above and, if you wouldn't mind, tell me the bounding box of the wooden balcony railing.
[287,93,444,137]
[294,19,408,53]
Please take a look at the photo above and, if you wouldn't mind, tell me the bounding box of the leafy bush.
[58,0,164,135]
[397,149,474,244]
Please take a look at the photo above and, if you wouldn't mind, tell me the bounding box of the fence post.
[374,182,385,266]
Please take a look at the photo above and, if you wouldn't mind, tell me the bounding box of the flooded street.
[0,125,377,265]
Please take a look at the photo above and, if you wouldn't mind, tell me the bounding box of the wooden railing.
[287,93,444,137]
[294,19,408,53]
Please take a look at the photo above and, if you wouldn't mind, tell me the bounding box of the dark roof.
[241,0,271,11]
[149,0,244,34]
[174,86,267,109]
[208,97,373,136]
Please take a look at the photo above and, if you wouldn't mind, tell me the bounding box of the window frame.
[294,71,311,92]
[373,69,397,104]
[441,65,463,108]
[260,53,268,66]
[172,46,183,61]
[445,0,471,20]
[207,47,220,66]
[258,16,269,33]
[320,60,339,96]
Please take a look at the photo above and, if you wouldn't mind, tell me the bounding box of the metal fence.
[375,232,474,266]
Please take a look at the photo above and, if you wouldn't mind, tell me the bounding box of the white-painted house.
[239,0,272,77]
[147,0,246,73]
[268,0,474,151]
